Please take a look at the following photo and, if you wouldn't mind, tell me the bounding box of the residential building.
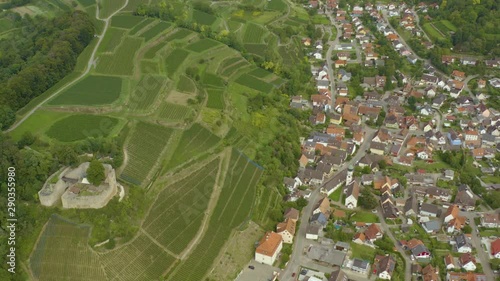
[444,254,455,270]
[420,203,440,217]
[374,255,396,280]
[351,259,370,274]
[276,218,296,244]
[491,239,500,258]
[481,213,500,228]
[344,181,360,209]
[453,234,472,253]
[255,232,283,265]
[459,253,476,271]
[446,272,487,281]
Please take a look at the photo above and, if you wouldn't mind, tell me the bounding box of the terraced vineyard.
[30,216,106,281]
[142,159,219,254]
[49,75,122,105]
[158,102,192,121]
[127,75,168,111]
[96,37,143,76]
[167,150,263,281]
[121,122,174,185]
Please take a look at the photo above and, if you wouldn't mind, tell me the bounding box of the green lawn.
[10,110,70,141]
[49,75,122,106]
[350,211,379,223]
[328,187,343,202]
[45,115,120,142]
[349,242,376,261]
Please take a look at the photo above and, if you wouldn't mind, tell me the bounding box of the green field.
[350,210,379,223]
[141,60,160,73]
[30,216,106,281]
[98,0,126,18]
[167,150,262,281]
[206,88,225,109]
[98,27,126,53]
[46,115,119,142]
[186,38,221,52]
[121,122,174,185]
[10,110,70,141]
[202,73,225,88]
[129,18,154,35]
[49,75,122,106]
[248,67,273,79]
[100,233,176,281]
[127,75,168,111]
[244,43,267,57]
[143,159,219,253]
[96,37,143,76]
[140,21,172,41]
[165,28,194,41]
[166,123,221,170]
[165,48,190,76]
[234,74,274,93]
[177,75,196,93]
[423,23,446,41]
[220,60,251,77]
[76,0,94,7]
[110,15,145,29]
[266,0,286,10]
[243,22,266,43]
[144,41,169,59]
[350,242,376,261]
[158,102,192,121]
[192,9,217,26]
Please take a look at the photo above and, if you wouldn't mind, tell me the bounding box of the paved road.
[325,12,341,96]
[376,210,412,281]
[460,211,495,281]
[6,0,130,132]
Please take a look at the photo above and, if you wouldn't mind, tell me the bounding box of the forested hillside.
[0,10,94,129]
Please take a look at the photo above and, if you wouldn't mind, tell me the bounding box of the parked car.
[248,265,255,270]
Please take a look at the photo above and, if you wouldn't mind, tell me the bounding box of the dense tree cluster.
[0,11,94,129]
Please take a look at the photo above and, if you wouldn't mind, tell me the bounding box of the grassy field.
[139,21,172,41]
[49,75,122,105]
[423,22,446,41]
[165,28,194,41]
[165,48,191,76]
[141,60,160,74]
[206,88,225,109]
[177,75,196,93]
[96,37,143,76]
[98,27,126,53]
[329,187,343,202]
[158,102,192,121]
[243,22,266,43]
[76,0,94,7]
[121,122,174,185]
[45,114,119,142]
[100,233,176,281]
[127,75,168,111]
[143,159,219,254]
[98,0,126,18]
[349,242,376,261]
[129,18,154,35]
[252,185,281,228]
[167,150,262,281]
[110,15,145,29]
[166,123,221,170]
[192,9,217,26]
[248,68,273,79]
[30,215,107,281]
[144,41,169,59]
[266,0,287,10]
[234,74,274,93]
[202,73,225,88]
[186,38,221,52]
[350,211,379,223]
[244,43,267,57]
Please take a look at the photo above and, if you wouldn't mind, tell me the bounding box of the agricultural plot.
[167,150,262,281]
[110,15,145,29]
[96,37,143,76]
[49,75,122,106]
[218,57,244,72]
[166,123,221,170]
[266,0,286,10]
[186,38,222,52]
[164,48,190,77]
[121,122,174,185]
[143,159,219,254]
[192,9,217,26]
[100,233,176,281]
[76,0,94,7]
[202,73,225,88]
[127,75,168,111]
[144,41,169,59]
[423,23,446,41]
[47,0,71,11]
[244,43,267,57]
[45,115,119,142]
[433,20,457,35]
[248,67,273,79]
[206,88,225,109]
[140,60,160,74]
[177,75,196,93]
[98,27,126,53]
[220,60,251,78]
[235,74,274,93]
[139,21,172,42]
[30,216,106,281]
[165,28,194,41]
[129,18,154,36]
[243,22,266,43]
[98,0,126,18]
[158,102,192,121]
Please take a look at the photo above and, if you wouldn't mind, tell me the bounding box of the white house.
[344,181,360,209]
[491,239,500,258]
[276,219,296,244]
[459,253,476,271]
[313,52,323,60]
[453,234,472,253]
[444,254,455,270]
[255,232,283,265]
[306,223,321,240]
[376,255,396,280]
